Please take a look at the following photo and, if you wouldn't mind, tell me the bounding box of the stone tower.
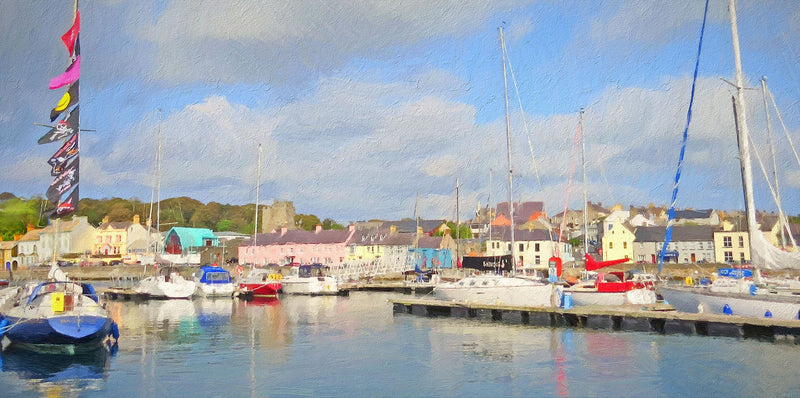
[261,200,296,233]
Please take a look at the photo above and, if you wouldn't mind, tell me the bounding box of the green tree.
[295,214,321,231]
[322,218,344,230]
[0,198,42,240]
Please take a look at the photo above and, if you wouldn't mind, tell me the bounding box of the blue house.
[164,227,219,255]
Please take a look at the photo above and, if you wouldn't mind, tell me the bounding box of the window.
[723,236,732,248]
[534,243,540,252]
[738,236,744,248]
[724,251,733,262]
[609,242,613,249]
[534,255,540,265]
[623,242,627,249]
[740,252,746,263]
[519,243,524,252]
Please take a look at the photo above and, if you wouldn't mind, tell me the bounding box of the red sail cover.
[584,253,628,271]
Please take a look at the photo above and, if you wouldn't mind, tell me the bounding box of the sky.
[2,0,800,225]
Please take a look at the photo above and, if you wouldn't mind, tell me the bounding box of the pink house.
[238,224,356,267]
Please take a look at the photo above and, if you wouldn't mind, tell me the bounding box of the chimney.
[315,224,322,233]
[102,216,109,223]
[348,223,355,232]
[281,226,288,236]
[133,214,140,224]
[390,225,397,234]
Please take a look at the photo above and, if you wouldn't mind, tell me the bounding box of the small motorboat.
[194,265,235,298]
[281,264,338,295]
[135,266,195,299]
[0,264,118,354]
[237,268,283,298]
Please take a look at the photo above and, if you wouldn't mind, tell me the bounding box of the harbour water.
[0,290,798,397]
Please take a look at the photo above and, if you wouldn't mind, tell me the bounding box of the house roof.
[674,209,714,220]
[167,227,219,247]
[0,241,17,250]
[487,227,555,242]
[18,228,43,242]
[634,225,716,242]
[417,236,444,249]
[496,201,545,224]
[40,216,88,233]
[252,228,354,246]
[353,229,415,246]
[98,221,134,230]
[379,220,444,234]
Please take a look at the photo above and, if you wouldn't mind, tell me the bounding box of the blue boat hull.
[4,315,113,346]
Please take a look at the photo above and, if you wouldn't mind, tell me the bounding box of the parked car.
[109,260,123,266]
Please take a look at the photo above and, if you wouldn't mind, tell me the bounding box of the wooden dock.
[390,298,800,342]
[340,281,435,295]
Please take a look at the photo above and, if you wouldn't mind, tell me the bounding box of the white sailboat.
[658,0,800,321]
[433,26,560,308]
[564,111,657,307]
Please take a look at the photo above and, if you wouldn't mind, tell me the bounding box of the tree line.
[0,193,343,241]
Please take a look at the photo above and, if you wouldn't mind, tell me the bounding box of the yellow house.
[713,230,750,264]
[602,219,633,263]
[0,240,18,272]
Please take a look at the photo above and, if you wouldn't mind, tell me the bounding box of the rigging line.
[659,0,709,274]
[503,44,542,188]
[766,87,800,170]
[744,120,798,249]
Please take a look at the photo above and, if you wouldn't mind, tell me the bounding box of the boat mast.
[488,169,492,254]
[729,0,761,282]
[456,177,460,267]
[580,109,588,257]
[500,26,515,275]
[253,143,262,267]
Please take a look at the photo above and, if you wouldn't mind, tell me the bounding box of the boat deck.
[390,298,800,342]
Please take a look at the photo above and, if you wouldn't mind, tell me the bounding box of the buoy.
[723,304,732,315]
[764,310,772,318]
[562,293,573,309]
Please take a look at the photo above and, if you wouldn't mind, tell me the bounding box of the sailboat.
[433,27,560,308]
[562,111,657,306]
[237,144,283,298]
[0,2,119,353]
[658,0,800,321]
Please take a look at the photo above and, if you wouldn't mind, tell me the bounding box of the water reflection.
[0,345,113,396]
[196,297,233,328]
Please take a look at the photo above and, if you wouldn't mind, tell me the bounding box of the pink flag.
[49,56,80,90]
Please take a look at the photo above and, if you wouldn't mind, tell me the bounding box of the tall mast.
[500,26,515,274]
[253,144,262,257]
[729,0,760,280]
[156,111,162,248]
[456,177,460,266]
[580,109,588,256]
[488,169,492,253]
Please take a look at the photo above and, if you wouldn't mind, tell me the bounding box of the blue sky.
[2,0,800,224]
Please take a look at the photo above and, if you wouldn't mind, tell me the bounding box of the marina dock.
[390,298,800,342]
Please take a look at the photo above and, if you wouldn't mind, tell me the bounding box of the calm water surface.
[0,290,798,397]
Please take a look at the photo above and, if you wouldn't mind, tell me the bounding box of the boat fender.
[764,310,772,318]
[723,304,732,315]
[110,322,120,340]
[0,317,7,338]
